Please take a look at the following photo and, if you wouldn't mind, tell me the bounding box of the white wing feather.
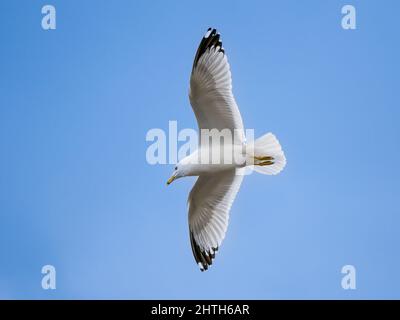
[189,28,244,144]
[188,169,244,271]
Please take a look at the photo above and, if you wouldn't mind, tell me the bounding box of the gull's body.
[167,28,286,271]
[178,145,246,176]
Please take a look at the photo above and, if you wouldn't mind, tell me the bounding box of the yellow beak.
[166,174,176,185]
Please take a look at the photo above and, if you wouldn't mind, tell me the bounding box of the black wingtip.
[190,231,218,272]
[192,27,225,70]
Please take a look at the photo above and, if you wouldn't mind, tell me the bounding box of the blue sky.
[0,0,399,299]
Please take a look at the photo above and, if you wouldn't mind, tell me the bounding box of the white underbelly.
[184,144,246,175]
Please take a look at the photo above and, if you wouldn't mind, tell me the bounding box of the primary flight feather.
[167,28,286,271]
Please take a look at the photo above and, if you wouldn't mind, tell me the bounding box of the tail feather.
[246,133,286,175]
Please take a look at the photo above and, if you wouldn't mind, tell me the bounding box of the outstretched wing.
[188,169,244,271]
[189,28,244,144]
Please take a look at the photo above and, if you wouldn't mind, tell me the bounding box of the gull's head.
[167,164,184,185]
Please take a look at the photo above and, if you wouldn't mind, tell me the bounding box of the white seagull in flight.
[167,28,286,271]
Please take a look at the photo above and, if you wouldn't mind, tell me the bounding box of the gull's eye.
[175,166,177,170]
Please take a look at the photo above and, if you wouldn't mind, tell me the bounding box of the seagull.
[167,28,286,271]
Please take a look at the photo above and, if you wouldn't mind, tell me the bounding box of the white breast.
[182,145,246,176]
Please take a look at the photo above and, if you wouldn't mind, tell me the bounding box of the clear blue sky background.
[0,0,399,299]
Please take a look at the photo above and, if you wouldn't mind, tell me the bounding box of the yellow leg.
[258,160,274,166]
[254,156,274,161]
[254,156,275,166]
